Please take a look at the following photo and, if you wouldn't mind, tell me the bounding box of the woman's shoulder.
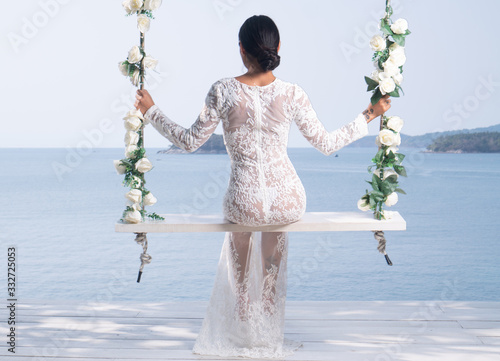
[205,78,242,109]
[274,79,309,100]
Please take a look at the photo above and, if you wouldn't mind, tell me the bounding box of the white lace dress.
[144,77,368,359]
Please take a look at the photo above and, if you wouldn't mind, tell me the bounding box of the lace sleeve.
[144,82,224,153]
[292,86,369,156]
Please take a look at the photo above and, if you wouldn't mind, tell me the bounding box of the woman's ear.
[277,41,281,53]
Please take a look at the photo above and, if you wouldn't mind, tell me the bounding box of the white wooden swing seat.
[115,211,406,233]
[115,212,406,282]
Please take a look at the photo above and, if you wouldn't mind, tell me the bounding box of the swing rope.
[135,233,152,283]
[373,0,393,267]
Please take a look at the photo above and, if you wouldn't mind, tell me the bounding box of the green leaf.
[394,165,408,177]
[385,174,398,184]
[371,88,383,106]
[386,150,396,159]
[395,153,406,163]
[386,5,394,18]
[395,188,407,195]
[388,88,400,97]
[392,34,406,47]
[371,173,381,192]
[365,76,379,91]
[380,22,393,37]
[380,179,398,195]
[147,212,164,221]
[371,190,385,202]
[374,148,385,162]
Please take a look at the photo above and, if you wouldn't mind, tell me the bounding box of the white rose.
[370,35,386,52]
[385,146,399,155]
[131,69,141,87]
[385,192,399,207]
[113,160,127,175]
[392,72,403,86]
[389,43,404,53]
[135,157,153,173]
[124,108,144,121]
[379,77,396,95]
[118,61,129,76]
[387,116,404,133]
[124,116,142,132]
[370,69,381,83]
[391,18,409,35]
[393,132,402,146]
[125,131,140,146]
[125,189,142,204]
[388,51,407,67]
[378,129,397,146]
[382,61,400,77]
[122,0,133,14]
[128,46,143,64]
[375,135,382,147]
[124,209,142,224]
[128,0,144,13]
[357,199,371,212]
[125,145,139,158]
[144,0,162,11]
[144,55,158,70]
[137,14,150,33]
[143,192,157,206]
[374,168,398,180]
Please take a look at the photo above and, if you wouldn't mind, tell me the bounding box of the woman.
[135,15,390,359]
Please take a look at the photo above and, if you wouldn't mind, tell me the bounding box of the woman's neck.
[236,71,276,87]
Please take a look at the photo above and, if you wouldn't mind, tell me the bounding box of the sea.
[1,147,499,303]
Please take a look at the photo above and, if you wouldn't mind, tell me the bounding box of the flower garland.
[358,0,410,221]
[114,0,164,224]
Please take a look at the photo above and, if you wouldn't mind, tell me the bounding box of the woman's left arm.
[135,84,223,153]
[293,86,391,156]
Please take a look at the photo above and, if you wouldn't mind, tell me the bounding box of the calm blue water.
[1,147,499,303]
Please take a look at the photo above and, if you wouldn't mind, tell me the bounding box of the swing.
[115,0,408,283]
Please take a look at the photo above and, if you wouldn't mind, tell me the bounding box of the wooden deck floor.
[2,299,499,361]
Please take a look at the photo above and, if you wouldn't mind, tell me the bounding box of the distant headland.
[157,134,227,154]
[347,123,500,153]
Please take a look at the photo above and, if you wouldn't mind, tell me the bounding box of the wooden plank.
[4,300,499,361]
[115,211,406,233]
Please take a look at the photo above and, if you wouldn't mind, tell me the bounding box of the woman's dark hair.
[239,15,281,72]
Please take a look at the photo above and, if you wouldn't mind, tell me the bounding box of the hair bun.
[257,49,281,72]
[239,15,281,72]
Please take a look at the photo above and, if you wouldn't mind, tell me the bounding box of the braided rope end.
[373,230,393,266]
[134,233,152,282]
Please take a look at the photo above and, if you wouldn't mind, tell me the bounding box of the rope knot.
[373,230,393,266]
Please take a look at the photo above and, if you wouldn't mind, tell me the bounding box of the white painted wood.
[3,300,498,361]
[115,211,406,233]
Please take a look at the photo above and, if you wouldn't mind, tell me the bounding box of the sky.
[1,0,499,148]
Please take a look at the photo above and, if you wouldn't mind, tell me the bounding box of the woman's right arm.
[135,83,223,153]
